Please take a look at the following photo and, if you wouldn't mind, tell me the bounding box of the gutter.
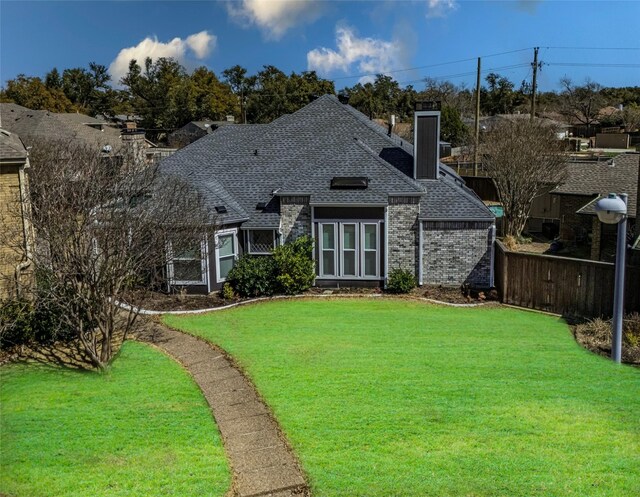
[420,217,495,222]
[418,219,423,286]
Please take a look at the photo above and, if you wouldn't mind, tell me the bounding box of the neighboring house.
[159,95,495,293]
[168,117,235,148]
[551,152,639,261]
[0,129,33,298]
[0,103,174,165]
[464,114,571,140]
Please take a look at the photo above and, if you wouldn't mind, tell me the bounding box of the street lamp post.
[594,193,628,364]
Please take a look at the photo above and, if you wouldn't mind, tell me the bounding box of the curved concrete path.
[137,322,309,497]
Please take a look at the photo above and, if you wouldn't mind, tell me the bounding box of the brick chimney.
[121,123,147,168]
[413,101,441,180]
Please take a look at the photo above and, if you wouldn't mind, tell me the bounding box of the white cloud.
[227,0,324,40]
[426,0,458,18]
[307,25,406,83]
[109,31,216,84]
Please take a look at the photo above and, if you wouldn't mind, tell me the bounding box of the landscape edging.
[118,293,488,316]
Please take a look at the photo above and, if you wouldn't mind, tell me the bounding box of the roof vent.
[215,205,228,214]
[330,177,368,189]
[256,202,267,210]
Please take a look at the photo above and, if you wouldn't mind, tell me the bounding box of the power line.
[546,62,640,68]
[542,46,640,50]
[329,47,534,82]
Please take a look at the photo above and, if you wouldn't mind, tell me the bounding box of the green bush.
[221,282,235,300]
[227,255,277,297]
[386,268,416,294]
[273,236,315,295]
[0,299,34,349]
[0,296,76,349]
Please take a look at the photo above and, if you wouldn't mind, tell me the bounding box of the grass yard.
[165,299,640,497]
[0,341,230,497]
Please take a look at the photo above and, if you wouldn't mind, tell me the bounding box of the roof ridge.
[323,95,415,155]
[351,138,424,193]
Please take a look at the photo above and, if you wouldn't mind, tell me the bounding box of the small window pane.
[364,251,377,276]
[218,234,234,257]
[219,256,234,280]
[343,224,356,250]
[322,251,335,275]
[322,225,335,249]
[343,251,356,276]
[174,260,202,281]
[364,225,377,250]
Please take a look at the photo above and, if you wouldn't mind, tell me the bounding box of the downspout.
[418,220,423,286]
[489,223,496,287]
[14,158,33,298]
[383,205,389,288]
[310,206,316,287]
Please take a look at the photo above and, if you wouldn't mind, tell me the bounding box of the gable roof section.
[159,94,493,225]
[0,103,121,149]
[0,129,28,161]
[553,153,638,219]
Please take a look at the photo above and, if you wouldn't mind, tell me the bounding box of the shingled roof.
[553,153,639,219]
[0,103,121,149]
[159,94,493,226]
[0,129,28,161]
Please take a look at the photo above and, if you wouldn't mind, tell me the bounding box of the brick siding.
[387,199,419,274]
[422,221,493,287]
[280,196,311,243]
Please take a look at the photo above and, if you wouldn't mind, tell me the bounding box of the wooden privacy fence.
[494,240,640,319]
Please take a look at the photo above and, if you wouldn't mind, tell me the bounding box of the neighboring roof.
[159,94,493,227]
[0,103,122,149]
[0,128,28,162]
[553,153,639,219]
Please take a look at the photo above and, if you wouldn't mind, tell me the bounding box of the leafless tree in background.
[2,138,213,369]
[559,77,606,133]
[482,119,567,239]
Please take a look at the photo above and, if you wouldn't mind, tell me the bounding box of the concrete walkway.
[137,322,309,497]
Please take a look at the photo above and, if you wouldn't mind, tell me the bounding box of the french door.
[319,222,379,278]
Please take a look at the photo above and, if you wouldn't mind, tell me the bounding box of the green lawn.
[165,299,640,497]
[0,341,230,497]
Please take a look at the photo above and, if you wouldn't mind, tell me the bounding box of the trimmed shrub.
[386,268,416,294]
[227,255,277,297]
[273,236,315,295]
[221,282,235,300]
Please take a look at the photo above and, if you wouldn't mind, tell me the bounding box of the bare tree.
[2,139,213,369]
[482,119,567,239]
[559,77,606,133]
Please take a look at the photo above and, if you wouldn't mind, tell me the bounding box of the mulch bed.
[131,285,496,312]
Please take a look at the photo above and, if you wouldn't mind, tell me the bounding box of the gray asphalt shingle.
[159,94,493,226]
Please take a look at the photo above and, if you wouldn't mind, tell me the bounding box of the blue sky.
[1,0,639,92]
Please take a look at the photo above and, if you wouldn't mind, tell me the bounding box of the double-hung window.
[169,238,208,285]
[318,222,380,279]
[216,229,238,283]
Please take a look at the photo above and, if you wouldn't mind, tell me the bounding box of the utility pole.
[530,47,539,121]
[474,57,481,176]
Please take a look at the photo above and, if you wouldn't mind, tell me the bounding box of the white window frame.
[167,237,209,286]
[361,223,380,278]
[246,229,277,255]
[215,228,238,283]
[340,223,359,277]
[319,223,338,277]
[316,220,381,280]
